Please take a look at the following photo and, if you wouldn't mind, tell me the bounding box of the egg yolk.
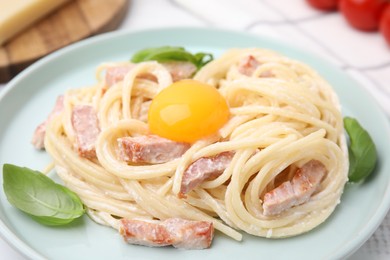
[148,79,230,143]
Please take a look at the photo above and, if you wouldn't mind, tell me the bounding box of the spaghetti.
[41,48,348,243]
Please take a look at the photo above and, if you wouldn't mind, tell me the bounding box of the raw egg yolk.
[148,79,230,143]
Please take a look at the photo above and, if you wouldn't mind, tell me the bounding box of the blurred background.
[0,0,389,259]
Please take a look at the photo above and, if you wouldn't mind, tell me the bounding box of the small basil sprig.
[343,117,377,182]
[131,46,213,70]
[3,164,85,225]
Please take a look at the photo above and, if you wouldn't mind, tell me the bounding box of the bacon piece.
[105,64,135,86]
[117,135,190,164]
[263,160,327,216]
[105,64,157,87]
[31,95,64,149]
[162,61,197,82]
[105,61,196,87]
[180,151,234,195]
[120,218,214,249]
[71,105,100,159]
[237,55,261,76]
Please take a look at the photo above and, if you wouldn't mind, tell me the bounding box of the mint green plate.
[1,28,389,260]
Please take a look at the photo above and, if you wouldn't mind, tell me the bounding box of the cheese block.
[0,0,70,45]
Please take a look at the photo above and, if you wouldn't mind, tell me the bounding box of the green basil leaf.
[131,46,186,62]
[194,52,214,68]
[343,117,377,182]
[131,46,214,70]
[2,164,85,226]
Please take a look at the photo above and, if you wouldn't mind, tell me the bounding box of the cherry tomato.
[380,4,390,45]
[339,0,388,31]
[306,0,339,11]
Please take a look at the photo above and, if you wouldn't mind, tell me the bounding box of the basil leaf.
[343,117,377,182]
[131,46,186,62]
[2,164,85,225]
[131,46,214,70]
[194,52,214,68]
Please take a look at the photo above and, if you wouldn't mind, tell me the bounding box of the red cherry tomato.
[306,0,339,11]
[380,4,390,45]
[339,0,388,31]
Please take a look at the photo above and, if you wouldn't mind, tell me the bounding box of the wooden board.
[0,0,130,83]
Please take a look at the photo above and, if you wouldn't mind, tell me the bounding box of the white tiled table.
[1,0,389,259]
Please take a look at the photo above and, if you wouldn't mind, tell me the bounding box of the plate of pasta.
[0,28,389,260]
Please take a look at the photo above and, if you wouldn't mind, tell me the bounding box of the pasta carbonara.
[37,48,348,247]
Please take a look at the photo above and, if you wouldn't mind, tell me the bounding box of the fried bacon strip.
[263,160,327,216]
[71,105,100,159]
[105,61,197,87]
[237,55,260,76]
[180,151,234,195]
[117,135,190,164]
[120,218,214,249]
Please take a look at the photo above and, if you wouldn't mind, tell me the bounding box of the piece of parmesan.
[0,0,70,45]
